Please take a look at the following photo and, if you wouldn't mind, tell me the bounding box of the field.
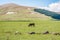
[0,19,60,40]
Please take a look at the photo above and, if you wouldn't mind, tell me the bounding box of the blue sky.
[0,0,59,7]
[0,0,60,12]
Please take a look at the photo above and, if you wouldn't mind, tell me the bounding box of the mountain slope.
[34,8,60,20]
[0,3,51,21]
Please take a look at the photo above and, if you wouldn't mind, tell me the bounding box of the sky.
[0,0,60,12]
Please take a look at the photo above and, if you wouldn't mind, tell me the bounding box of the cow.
[28,23,35,27]
[52,32,60,35]
[42,31,49,34]
[15,31,21,35]
[29,32,36,34]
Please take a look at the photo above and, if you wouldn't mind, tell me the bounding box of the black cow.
[29,32,36,34]
[43,31,49,34]
[28,23,35,27]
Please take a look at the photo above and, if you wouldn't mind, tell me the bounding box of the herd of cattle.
[5,31,60,40]
[4,23,60,36]
[5,31,60,36]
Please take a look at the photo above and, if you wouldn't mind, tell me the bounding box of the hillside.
[34,8,60,20]
[0,3,52,21]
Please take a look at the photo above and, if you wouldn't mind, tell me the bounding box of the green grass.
[0,20,60,40]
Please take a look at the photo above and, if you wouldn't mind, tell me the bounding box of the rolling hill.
[0,3,53,21]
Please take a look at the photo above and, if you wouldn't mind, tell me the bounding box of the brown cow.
[52,32,60,35]
[28,23,35,27]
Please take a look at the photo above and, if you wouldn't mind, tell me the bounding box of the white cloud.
[48,2,60,12]
[39,1,60,12]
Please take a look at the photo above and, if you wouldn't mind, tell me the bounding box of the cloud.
[48,2,60,12]
[39,1,60,12]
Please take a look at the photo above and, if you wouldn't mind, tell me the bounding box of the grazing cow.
[29,32,36,34]
[43,31,49,34]
[15,31,21,35]
[52,32,60,35]
[28,23,35,27]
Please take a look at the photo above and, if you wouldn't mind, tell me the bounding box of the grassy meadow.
[0,19,60,40]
